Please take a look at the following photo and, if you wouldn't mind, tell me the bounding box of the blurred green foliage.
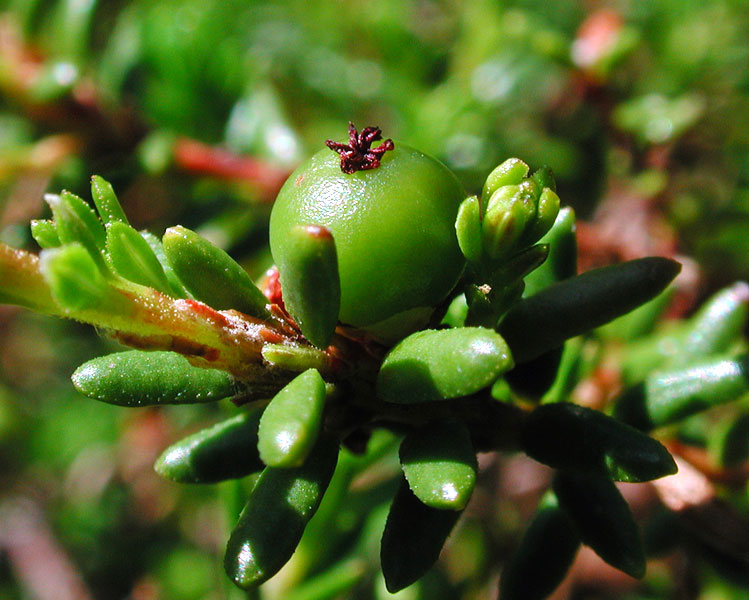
[0,1,748,599]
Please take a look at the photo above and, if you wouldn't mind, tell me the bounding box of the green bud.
[499,494,580,600]
[553,471,646,579]
[155,410,265,483]
[400,422,477,511]
[72,350,237,406]
[163,225,271,320]
[455,195,483,262]
[523,186,560,246]
[40,244,108,310]
[258,369,326,468]
[482,187,530,261]
[276,225,341,349]
[106,222,172,293]
[91,175,129,225]
[378,327,514,403]
[30,219,61,249]
[500,257,681,363]
[380,477,461,593]
[482,158,529,202]
[224,436,339,589]
[521,403,676,482]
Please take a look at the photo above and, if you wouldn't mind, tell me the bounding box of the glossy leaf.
[400,422,477,511]
[275,224,341,349]
[91,175,129,225]
[155,410,264,483]
[258,369,327,468]
[72,350,237,406]
[500,257,681,363]
[678,282,749,365]
[553,471,646,579]
[106,222,172,293]
[378,327,514,403]
[521,403,676,482]
[224,436,339,589]
[163,225,271,319]
[614,354,749,430]
[380,478,462,593]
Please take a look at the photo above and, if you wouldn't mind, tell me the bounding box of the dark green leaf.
[521,403,676,482]
[155,410,265,483]
[72,350,237,406]
[500,495,580,600]
[380,478,462,593]
[553,471,645,579]
[500,257,681,363]
[224,436,339,589]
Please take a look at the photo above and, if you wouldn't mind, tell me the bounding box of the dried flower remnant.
[325,122,394,173]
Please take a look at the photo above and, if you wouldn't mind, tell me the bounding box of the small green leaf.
[140,230,189,297]
[30,219,60,248]
[72,350,237,406]
[482,158,529,202]
[276,224,341,349]
[40,244,109,310]
[155,410,265,483]
[46,191,108,270]
[91,175,129,225]
[380,477,462,593]
[455,195,483,262]
[400,422,477,511]
[499,494,580,600]
[615,354,749,430]
[553,471,646,579]
[378,327,514,404]
[258,369,326,468]
[521,403,676,482]
[261,343,331,373]
[500,257,681,363]
[163,225,271,319]
[106,222,172,293]
[224,436,339,589]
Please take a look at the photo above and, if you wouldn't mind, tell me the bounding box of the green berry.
[270,127,466,342]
